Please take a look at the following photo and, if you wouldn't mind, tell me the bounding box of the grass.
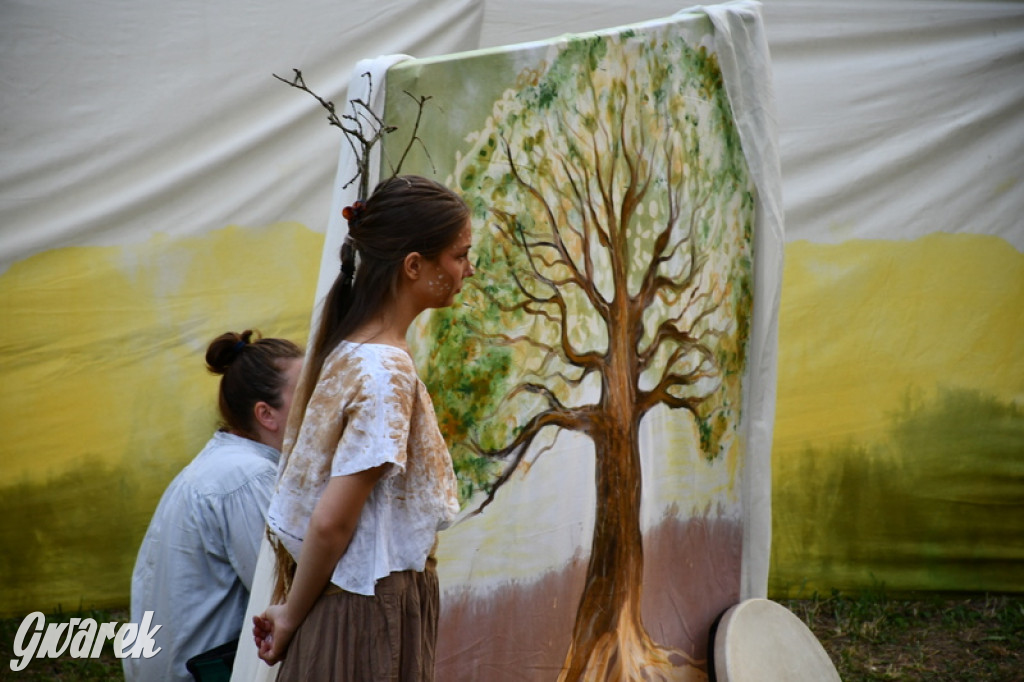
[784,591,1024,681]
[2,593,1022,680]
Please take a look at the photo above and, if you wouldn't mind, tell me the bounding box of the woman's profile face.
[421,218,474,308]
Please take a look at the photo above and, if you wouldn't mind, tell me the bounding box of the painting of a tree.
[419,27,755,681]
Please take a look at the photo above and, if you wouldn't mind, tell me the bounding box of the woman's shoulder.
[321,341,419,394]
[330,340,416,373]
[185,432,278,494]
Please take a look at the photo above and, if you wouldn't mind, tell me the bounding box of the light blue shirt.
[124,431,279,682]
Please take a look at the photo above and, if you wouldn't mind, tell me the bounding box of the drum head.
[712,598,841,682]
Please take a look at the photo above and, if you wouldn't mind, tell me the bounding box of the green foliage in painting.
[420,304,514,501]
[441,27,754,486]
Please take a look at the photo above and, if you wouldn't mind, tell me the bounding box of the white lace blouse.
[267,341,459,596]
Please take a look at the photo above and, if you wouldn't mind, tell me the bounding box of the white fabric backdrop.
[3,0,1019,264]
[0,0,485,273]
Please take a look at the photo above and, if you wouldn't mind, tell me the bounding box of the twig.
[273,68,433,199]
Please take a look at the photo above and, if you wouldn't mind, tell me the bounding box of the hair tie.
[339,237,356,284]
[342,200,366,225]
[233,339,247,352]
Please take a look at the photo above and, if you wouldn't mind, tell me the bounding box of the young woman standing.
[254,175,474,680]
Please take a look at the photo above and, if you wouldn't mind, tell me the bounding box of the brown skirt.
[276,558,439,682]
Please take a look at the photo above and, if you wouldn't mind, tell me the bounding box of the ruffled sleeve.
[331,358,416,478]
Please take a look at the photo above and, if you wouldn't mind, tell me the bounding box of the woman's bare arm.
[254,463,389,664]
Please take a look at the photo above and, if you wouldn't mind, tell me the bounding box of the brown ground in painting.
[436,511,743,681]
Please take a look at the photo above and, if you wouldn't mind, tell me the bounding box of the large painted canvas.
[380,10,765,680]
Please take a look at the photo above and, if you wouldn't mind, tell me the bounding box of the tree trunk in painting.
[560,277,705,681]
[561,417,653,679]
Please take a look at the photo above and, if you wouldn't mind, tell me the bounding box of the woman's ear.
[402,252,423,280]
[254,401,280,432]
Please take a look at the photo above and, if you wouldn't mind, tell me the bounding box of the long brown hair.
[271,174,469,602]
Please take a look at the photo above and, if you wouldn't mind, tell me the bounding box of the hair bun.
[206,330,255,374]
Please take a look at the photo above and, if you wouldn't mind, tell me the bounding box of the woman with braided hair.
[254,175,473,680]
[126,330,303,682]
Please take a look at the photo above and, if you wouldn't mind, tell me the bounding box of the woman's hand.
[252,465,390,666]
[253,604,298,666]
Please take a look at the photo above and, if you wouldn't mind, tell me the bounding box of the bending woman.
[126,330,303,682]
[254,175,473,680]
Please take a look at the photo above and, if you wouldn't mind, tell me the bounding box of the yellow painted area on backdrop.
[0,222,324,615]
[1,222,324,483]
[770,232,1024,594]
[774,233,1023,456]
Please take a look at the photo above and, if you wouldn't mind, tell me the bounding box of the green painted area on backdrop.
[771,387,1024,596]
